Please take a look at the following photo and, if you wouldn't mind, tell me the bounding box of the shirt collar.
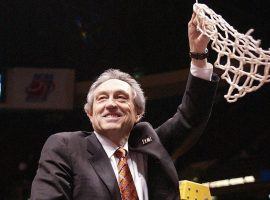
[94,131,129,159]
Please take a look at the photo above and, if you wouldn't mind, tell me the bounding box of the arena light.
[202,176,255,188]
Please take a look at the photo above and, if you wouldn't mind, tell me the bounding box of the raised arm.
[155,13,219,156]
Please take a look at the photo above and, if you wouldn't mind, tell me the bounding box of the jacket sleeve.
[155,73,219,156]
[30,133,73,200]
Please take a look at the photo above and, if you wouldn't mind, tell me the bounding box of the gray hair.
[84,69,145,116]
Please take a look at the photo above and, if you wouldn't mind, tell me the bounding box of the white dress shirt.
[95,132,148,200]
[94,63,213,200]
[190,62,213,81]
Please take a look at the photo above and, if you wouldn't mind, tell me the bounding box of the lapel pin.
[142,137,152,145]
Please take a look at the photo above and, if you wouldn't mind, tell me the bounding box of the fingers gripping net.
[193,3,270,102]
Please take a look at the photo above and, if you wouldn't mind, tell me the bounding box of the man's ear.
[135,113,143,123]
[86,111,94,122]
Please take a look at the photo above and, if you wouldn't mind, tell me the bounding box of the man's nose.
[105,98,117,109]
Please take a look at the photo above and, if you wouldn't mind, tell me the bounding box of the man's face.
[87,79,140,139]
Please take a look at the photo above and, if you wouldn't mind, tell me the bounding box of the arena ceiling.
[1,0,270,80]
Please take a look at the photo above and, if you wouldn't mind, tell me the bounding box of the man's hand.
[188,13,210,67]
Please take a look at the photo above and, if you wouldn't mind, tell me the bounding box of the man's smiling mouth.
[103,113,122,118]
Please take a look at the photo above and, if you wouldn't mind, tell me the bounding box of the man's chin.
[101,126,122,134]
[100,124,132,136]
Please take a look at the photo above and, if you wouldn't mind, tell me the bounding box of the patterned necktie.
[114,147,139,200]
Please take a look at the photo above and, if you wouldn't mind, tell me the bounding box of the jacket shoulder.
[52,131,91,140]
[44,131,92,149]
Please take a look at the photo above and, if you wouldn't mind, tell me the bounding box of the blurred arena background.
[1,0,270,199]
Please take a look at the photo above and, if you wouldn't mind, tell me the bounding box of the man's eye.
[97,96,107,101]
[117,95,127,100]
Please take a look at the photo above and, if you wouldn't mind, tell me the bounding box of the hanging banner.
[1,68,75,110]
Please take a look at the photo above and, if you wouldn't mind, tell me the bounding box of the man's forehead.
[94,79,132,94]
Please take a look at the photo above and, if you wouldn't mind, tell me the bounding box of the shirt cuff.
[190,62,213,81]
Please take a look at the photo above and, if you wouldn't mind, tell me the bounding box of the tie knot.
[114,147,127,158]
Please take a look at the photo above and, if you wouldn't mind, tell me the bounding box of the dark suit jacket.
[31,73,219,200]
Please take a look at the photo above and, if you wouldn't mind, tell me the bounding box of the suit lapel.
[86,133,121,200]
[129,122,179,188]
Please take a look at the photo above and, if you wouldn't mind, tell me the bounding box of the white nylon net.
[193,3,270,102]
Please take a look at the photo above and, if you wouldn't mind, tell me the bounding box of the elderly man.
[31,13,219,200]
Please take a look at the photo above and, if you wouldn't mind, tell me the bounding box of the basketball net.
[193,3,270,102]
